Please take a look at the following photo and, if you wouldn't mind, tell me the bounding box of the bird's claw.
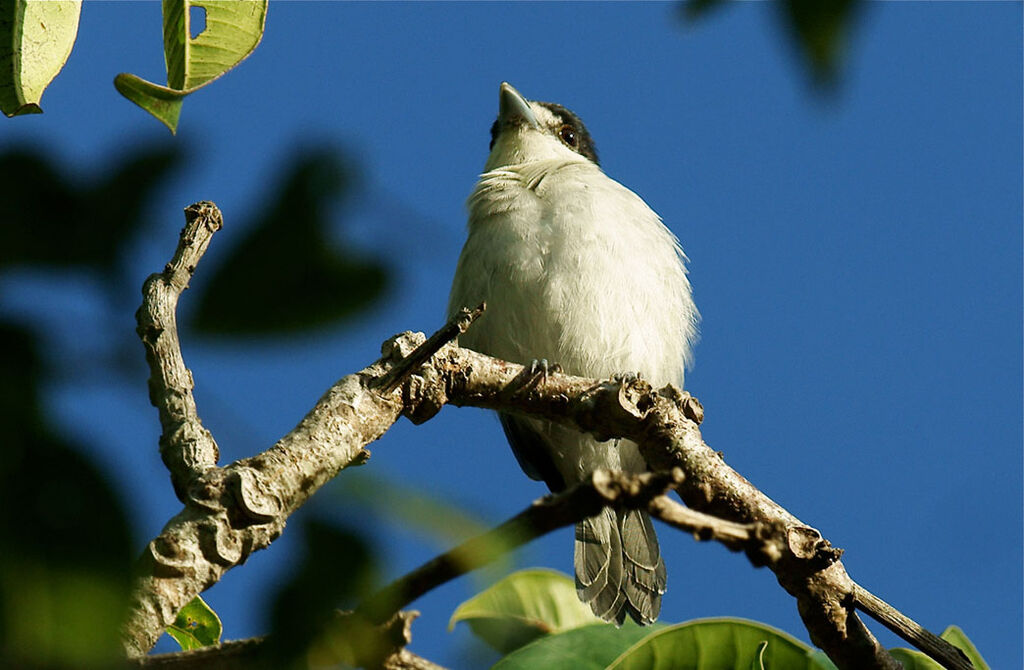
[529,358,562,383]
[613,371,643,384]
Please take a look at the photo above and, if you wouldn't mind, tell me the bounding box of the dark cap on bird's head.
[488,82,599,165]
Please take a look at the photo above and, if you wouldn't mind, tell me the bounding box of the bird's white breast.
[449,158,697,389]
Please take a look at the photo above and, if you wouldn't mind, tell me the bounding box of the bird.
[447,82,698,625]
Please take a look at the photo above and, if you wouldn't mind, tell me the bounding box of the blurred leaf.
[116,0,268,132]
[680,0,724,21]
[606,618,831,670]
[266,519,377,664]
[492,622,661,670]
[0,321,133,667]
[192,149,388,336]
[337,471,493,547]
[778,0,859,87]
[167,595,222,651]
[941,626,989,670]
[0,144,180,272]
[681,0,861,89]
[0,320,43,428]
[450,568,601,654]
[0,0,81,117]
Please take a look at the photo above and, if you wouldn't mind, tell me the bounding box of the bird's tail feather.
[575,506,665,625]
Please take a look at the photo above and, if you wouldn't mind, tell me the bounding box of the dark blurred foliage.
[683,0,863,88]
[0,146,181,273]
[0,323,133,667]
[0,140,390,665]
[191,149,388,335]
[264,519,378,667]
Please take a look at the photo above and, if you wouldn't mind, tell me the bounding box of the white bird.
[448,82,698,624]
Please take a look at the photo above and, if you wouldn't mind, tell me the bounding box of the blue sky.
[1,2,1020,668]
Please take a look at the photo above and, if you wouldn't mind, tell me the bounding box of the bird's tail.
[575,506,666,625]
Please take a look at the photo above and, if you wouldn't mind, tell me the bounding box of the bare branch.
[853,585,973,670]
[130,612,448,670]
[127,203,969,670]
[400,344,967,669]
[376,303,485,393]
[124,203,410,655]
[135,201,223,499]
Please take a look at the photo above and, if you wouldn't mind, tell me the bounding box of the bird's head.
[484,82,599,171]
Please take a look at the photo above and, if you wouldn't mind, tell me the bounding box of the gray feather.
[575,506,664,625]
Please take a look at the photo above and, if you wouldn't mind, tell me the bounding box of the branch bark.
[125,202,972,670]
[130,612,447,670]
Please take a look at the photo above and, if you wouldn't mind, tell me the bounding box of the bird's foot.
[528,358,562,384]
[613,371,643,384]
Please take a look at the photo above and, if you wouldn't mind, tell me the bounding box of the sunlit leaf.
[0,0,81,117]
[492,622,662,670]
[116,0,267,132]
[113,73,184,134]
[889,648,944,670]
[166,595,222,651]
[941,626,989,670]
[607,618,832,670]
[450,569,601,654]
[889,626,988,670]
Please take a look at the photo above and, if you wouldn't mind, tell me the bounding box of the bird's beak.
[498,82,539,130]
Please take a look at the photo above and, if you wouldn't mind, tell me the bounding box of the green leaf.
[889,648,944,670]
[112,74,184,133]
[889,626,989,670]
[450,569,602,654]
[116,0,267,132]
[0,0,81,116]
[607,618,832,670]
[941,626,989,670]
[493,622,665,670]
[166,595,222,651]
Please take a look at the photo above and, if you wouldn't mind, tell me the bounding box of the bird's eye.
[558,124,577,147]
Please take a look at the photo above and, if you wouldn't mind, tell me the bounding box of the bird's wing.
[498,413,566,492]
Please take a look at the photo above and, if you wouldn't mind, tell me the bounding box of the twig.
[377,303,485,393]
[355,469,683,625]
[853,585,974,670]
[130,613,448,670]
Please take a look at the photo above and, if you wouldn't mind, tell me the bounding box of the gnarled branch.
[125,202,971,670]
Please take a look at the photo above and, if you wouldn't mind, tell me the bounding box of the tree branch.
[130,612,447,670]
[126,202,971,670]
[356,469,685,624]
[135,201,223,500]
